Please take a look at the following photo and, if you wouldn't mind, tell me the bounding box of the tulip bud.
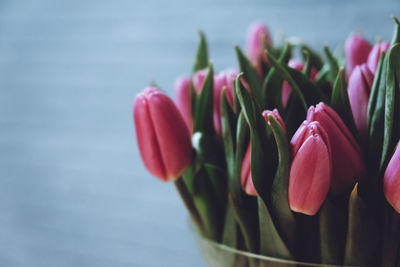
[384,143,400,213]
[348,64,374,143]
[193,69,209,94]
[345,34,372,76]
[175,76,193,133]
[366,41,390,73]
[213,69,238,135]
[289,121,332,215]
[134,87,192,182]
[282,60,318,108]
[307,103,365,194]
[241,143,257,196]
[246,22,272,69]
[262,108,286,132]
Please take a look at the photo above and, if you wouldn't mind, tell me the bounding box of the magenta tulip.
[307,103,365,194]
[384,143,400,213]
[246,22,272,72]
[348,64,374,143]
[241,143,257,196]
[175,76,193,133]
[345,34,372,76]
[289,121,332,215]
[262,108,286,132]
[213,69,238,136]
[134,87,192,182]
[281,60,318,108]
[366,41,390,73]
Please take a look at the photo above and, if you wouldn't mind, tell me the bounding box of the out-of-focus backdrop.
[0,0,398,266]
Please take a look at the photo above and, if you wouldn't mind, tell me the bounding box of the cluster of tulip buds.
[133,17,400,266]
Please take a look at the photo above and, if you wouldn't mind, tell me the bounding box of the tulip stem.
[174,178,204,233]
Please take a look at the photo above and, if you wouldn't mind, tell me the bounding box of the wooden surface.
[0,1,398,266]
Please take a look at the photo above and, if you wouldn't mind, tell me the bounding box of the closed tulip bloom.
[384,143,400,213]
[241,143,257,196]
[134,87,192,182]
[345,34,372,76]
[262,108,286,132]
[246,22,272,70]
[307,103,365,194]
[175,76,193,133]
[348,64,374,143]
[282,60,318,108]
[193,69,209,94]
[213,69,238,135]
[289,121,332,215]
[366,41,390,73]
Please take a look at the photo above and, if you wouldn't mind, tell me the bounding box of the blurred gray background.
[0,0,398,266]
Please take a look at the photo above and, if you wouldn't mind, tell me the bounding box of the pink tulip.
[213,69,238,135]
[175,76,193,133]
[282,60,318,108]
[241,143,257,196]
[134,87,192,182]
[345,34,372,76]
[384,143,400,213]
[193,69,209,94]
[366,41,390,74]
[348,64,374,144]
[307,103,365,194]
[246,22,272,71]
[262,108,286,132]
[289,121,332,215]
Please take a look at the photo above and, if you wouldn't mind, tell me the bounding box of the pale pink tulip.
[175,76,193,133]
[384,143,400,213]
[345,34,372,76]
[366,41,390,74]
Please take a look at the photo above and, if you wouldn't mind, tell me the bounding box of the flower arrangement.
[133,17,400,266]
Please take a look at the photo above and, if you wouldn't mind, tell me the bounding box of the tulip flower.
[289,121,332,215]
[193,68,209,94]
[307,103,365,194]
[384,142,400,213]
[175,76,193,133]
[213,69,238,135]
[348,64,374,143]
[246,22,272,72]
[282,60,318,108]
[262,108,286,132]
[366,41,390,73]
[241,143,257,196]
[134,87,192,182]
[345,34,372,76]
[241,110,286,196]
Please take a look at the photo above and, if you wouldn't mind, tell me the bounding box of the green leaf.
[262,42,292,112]
[235,74,276,199]
[330,67,358,138]
[221,203,239,248]
[267,114,297,253]
[221,89,240,198]
[174,178,204,233]
[381,44,400,171]
[258,197,293,259]
[234,111,250,200]
[193,63,215,135]
[391,16,400,45]
[235,46,263,107]
[344,185,380,266]
[192,167,222,241]
[367,52,388,177]
[324,45,340,81]
[193,30,208,73]
[319,197,347,265]
[228,193,259,253]
[300,44,324,70]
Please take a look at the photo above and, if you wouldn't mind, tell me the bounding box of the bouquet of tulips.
[133,17,400,266]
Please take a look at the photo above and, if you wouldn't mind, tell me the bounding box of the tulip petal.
[384,144,400,213]
[289,134,332,215]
